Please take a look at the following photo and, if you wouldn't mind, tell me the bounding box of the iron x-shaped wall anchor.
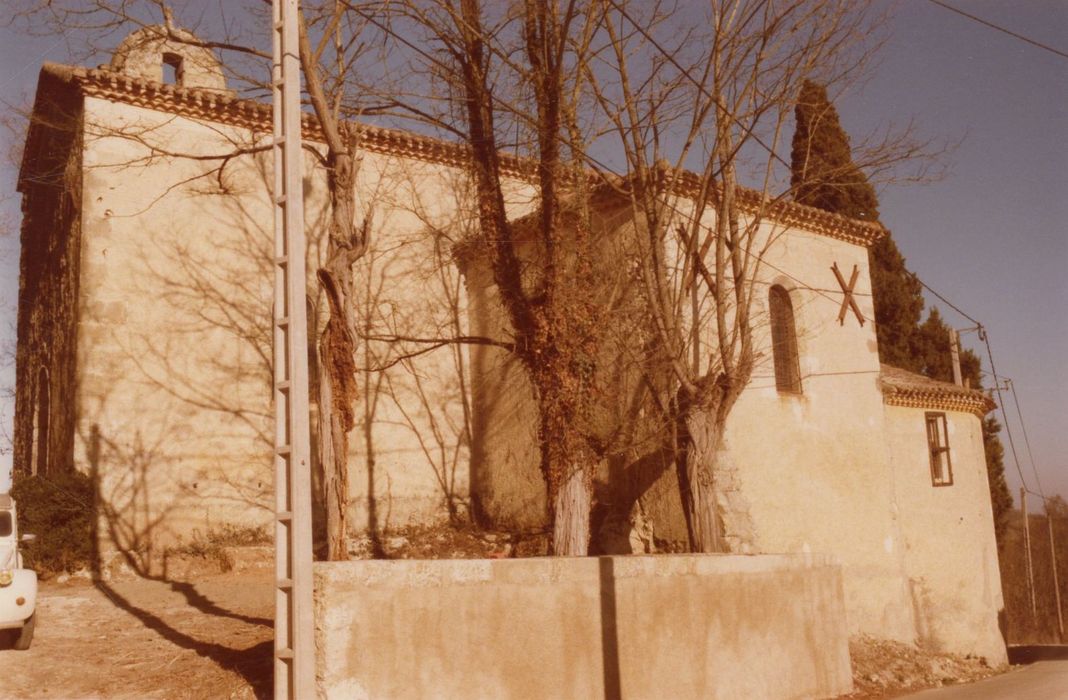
[831,262,865,326]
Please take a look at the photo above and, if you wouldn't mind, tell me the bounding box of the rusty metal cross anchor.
[831,262,865,326]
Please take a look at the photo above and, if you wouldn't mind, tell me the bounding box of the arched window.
[769,285,802,394]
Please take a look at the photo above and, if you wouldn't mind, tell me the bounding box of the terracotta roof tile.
[31,62,888,248]
[880,363,996,417]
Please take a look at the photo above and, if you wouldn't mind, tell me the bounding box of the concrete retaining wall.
[314,553,853,699]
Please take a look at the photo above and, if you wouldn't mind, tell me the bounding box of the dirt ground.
[0,526,515,700]
[0,569,274,699]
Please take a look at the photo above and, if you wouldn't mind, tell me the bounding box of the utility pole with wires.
[949,328,962,387]
[1022,487,1038,624]
[1047,509,1064,641]
[271,0,315,697]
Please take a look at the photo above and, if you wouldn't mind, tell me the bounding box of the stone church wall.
[722,225,917,643]
[69,94,534,566]
[13,79,84,482]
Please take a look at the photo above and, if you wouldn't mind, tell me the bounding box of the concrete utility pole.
[949,328,962,387]
[1022,488,1038,624]
[271,0,315,697]
[1048,513,1065,641]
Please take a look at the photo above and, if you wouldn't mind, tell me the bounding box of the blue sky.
[0,1,1065,505]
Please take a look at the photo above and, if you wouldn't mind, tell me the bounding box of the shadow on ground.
[95,580,273,698]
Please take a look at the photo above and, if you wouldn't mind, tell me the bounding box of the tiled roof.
[32,62,888,248]
[879,364,996,417]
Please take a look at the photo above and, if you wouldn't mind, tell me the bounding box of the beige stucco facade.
[885,404,1005,661]
[15,32,1006,666]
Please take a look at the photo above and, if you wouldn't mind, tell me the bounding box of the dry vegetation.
[999,509,1068,645]
[844,635,999,698]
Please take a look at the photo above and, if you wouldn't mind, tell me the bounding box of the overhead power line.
[926,0,1068,61]
[909,271,981,328]
[979,324,1029,495]
[1009,378,1047,499]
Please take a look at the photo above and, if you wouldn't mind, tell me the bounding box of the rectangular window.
[925,412,953,486]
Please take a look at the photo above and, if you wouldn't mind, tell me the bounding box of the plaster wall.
[884,405,1007,664]
[314,553,853,700]
[77,97,284,563]
[720,224,917,642]
[72,96,532,563]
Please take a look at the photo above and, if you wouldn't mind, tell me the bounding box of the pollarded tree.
[592,0,893,552]
[409,0,617,555]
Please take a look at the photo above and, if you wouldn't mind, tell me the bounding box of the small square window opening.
[162,52,185,85]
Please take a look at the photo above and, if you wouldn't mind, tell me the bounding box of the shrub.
[10,472,95,575]
[165,523,271,572]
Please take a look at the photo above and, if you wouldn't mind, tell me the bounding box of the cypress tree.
[868,235,925,371]
[790,80,880,221]
[790,80,1013,543]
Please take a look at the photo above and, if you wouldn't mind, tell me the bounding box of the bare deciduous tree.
[590,0,905,551]
[376,0,625,554]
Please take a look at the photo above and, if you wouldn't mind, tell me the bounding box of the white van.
[0,493,37,650]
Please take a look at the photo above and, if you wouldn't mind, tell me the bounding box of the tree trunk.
[681,406,724,553]
[296,13,367,561]
[536,377,596,556]
[317,320,353,561]
[552,465,592,556]
[314,148,364,562]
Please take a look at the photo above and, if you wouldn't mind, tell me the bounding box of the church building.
[14,27,1006,665]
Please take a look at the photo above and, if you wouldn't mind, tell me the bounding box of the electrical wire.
[926,0,1068,61]
[1010,378,1047,498]
[980,328,1030,495]
[909,271,981,328]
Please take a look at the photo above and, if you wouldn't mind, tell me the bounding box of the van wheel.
[13,613,35,650]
